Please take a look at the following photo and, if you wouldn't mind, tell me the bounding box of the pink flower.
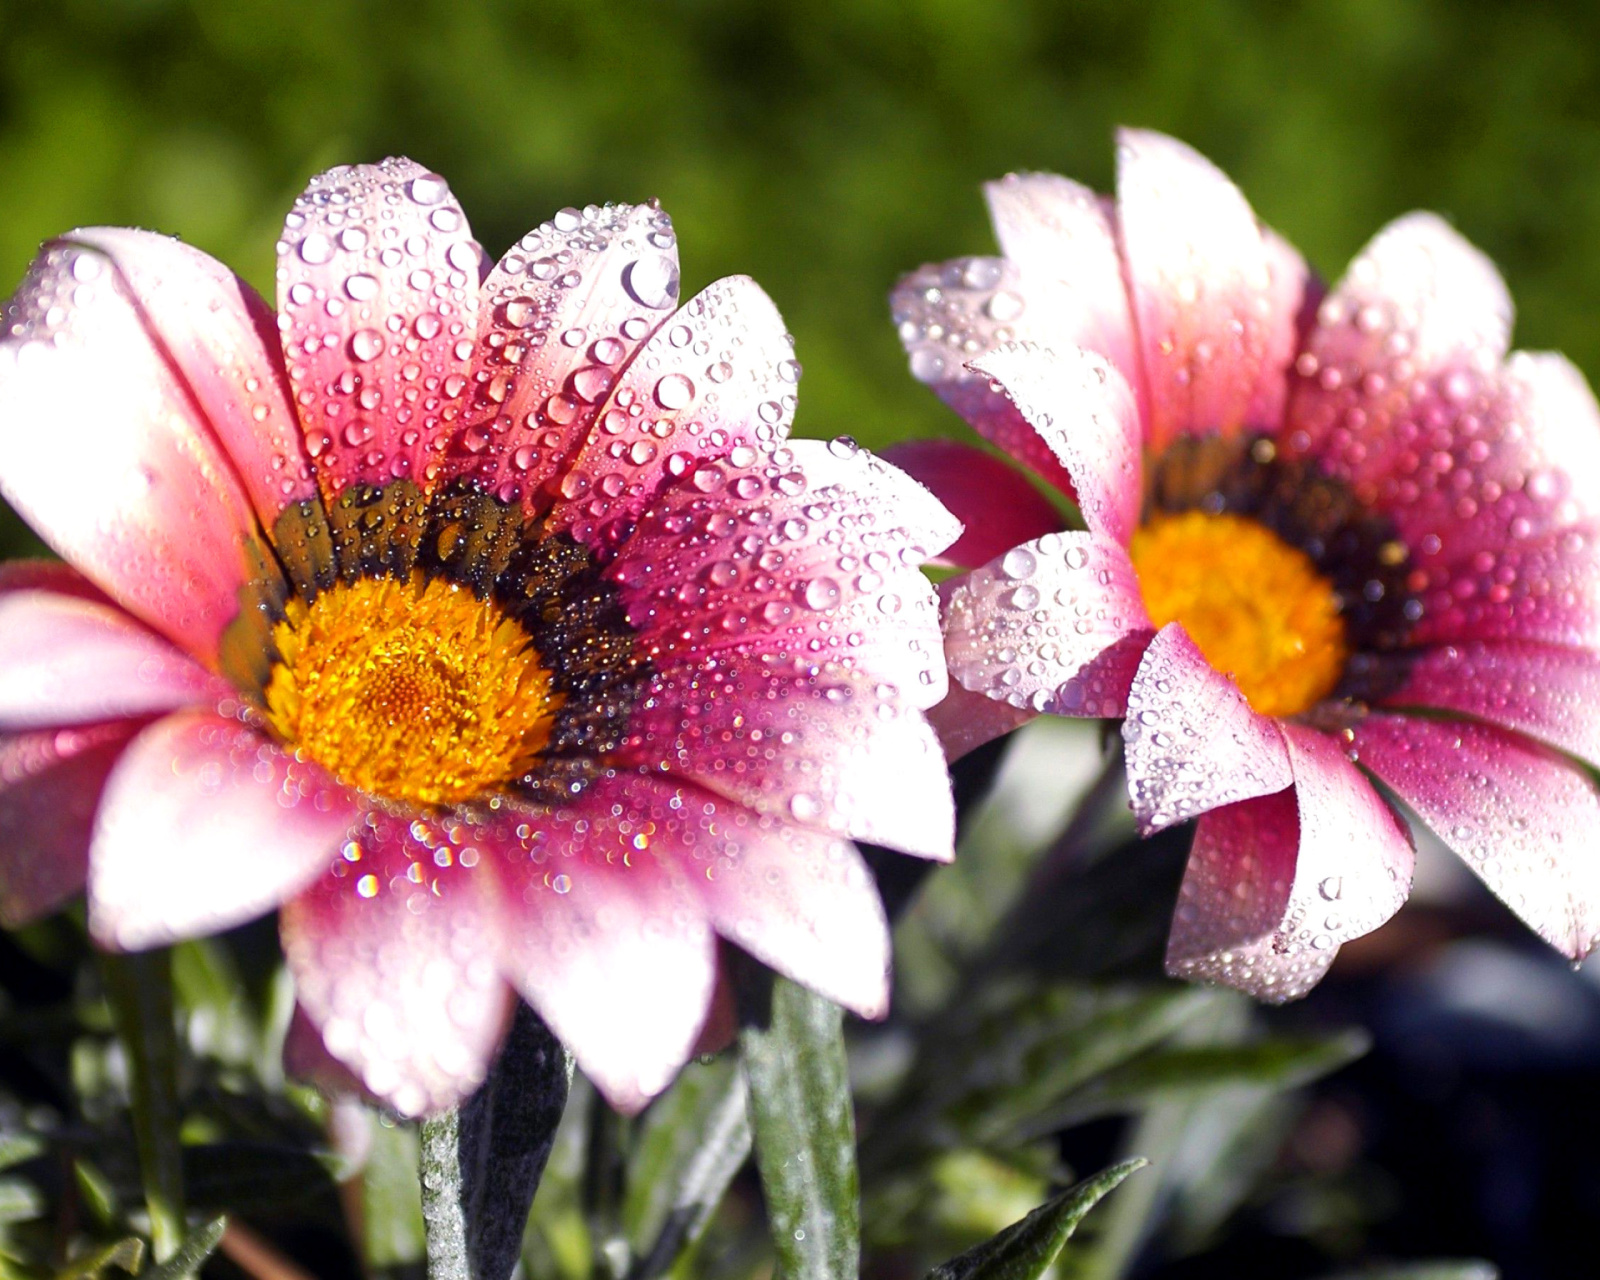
[892,129,1600,1000]
[0,158,958,1115]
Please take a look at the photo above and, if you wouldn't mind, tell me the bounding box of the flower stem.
[99,948,187,1264]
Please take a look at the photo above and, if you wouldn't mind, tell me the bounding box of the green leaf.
[420,1003,572,1280]
[53,1237,143,1280]
[0,1177,45,1224]
[361,1118,425,1271]
[143,1216,226,1280]
[0,1135,43,1173]
[738,969,859,1280]
[624,1057,751,1279]
[924,1159,1147,1280]
[74,1158,120,1229]
[1322,1265,1498,1280]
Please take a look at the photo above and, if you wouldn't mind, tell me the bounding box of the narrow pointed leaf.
[738,969,859,1280]
[925,1159,1147,1280]
[54,1237,144,1280]
[145,1216,226,1280]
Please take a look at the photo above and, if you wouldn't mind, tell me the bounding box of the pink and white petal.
[1353,713,1600,959]
[0,591,227,729]
[282,1003,371,1102]
[281,811,514,1117]
[881,439,1062,570]
[968,343,1142,544]
[64,227,314,522]
[1285,212,1513,489]
[0,721,143,927]
[0,560,109,604]
[983,172,1144,401]
[486,782,717,1111]
[782,437,962,560]
[924,683,1035,761]
[1167,724,1414,1003]
[1372,640,1600,769]
[0,240,269,665]
[89,711,360,951]
[618,657,955,862]
[1115,129,1286,450]
[1121,624,1292,834]
[1244,228,1317,430]
[891,255,1076,494]
[449,202,680,510]
[943,531,1153,718]
[548,276,800,547]
[276,159,482,499]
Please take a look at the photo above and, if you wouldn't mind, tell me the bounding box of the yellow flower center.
[264,573,561,807]
[1128,510,1349,717]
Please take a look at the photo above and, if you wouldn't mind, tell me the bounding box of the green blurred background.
[4,0,1600,556]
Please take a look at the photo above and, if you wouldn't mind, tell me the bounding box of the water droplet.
[655,373,695,410]
[624,255,680,310]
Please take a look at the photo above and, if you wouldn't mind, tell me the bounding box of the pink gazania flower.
[891,129,1600,1000]
[0,158,958,1115]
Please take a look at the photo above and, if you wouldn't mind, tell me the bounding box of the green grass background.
[4,0,1600,556]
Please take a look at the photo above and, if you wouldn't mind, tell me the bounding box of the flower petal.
[1351,713,1600,960]
[0,590,226,729]
[924,683,1034,761]
[618,656,954,862]
[451,202,681,510]
[1166,724,1413,1003]
[0,721,143,927]
[891,254,1076,494]
[276,159,482,499]
[64,227,315,523]
[880,439,1062,570]
[967,343,1142,544]
[0,238,269,665]
[943,531,1153,718]
[485,779,718,1112]
[1121,623,1292,834]
[281,811,515,1117]
[548,276,799,546]
[1115,128,1291,450]
[89,711,360,950]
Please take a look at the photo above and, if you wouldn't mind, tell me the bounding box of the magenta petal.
[276,159,482,499]
[924,683,1034,762]
[943,531,1153,718]
[881,439,1062,570]
[0,590,226,729]
[619,656,954,862]
[1247,228,1318,430]
[486,780,717,1111]
[282,812,515,1117]
[1121,624,1292,834]
[64,227,315,522]
[968,343,1143,544]
[452,202,681,510]
[1115,129,1291,451]
[0,239,269,665]
[1352,713,1600,960]
[1167,725,1414,1003]
[89,712,360,951]
[891,255,1076,495]
[0,721,143,927]
[548,276,799,545]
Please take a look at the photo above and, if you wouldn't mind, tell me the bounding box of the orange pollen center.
[264,573,561,807]
[1128,510,1349,718]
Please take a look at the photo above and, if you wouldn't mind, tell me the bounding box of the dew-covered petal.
[276,159,482,499]
[1116,129,1293,450]
[890,254,1075,494]
[611,438,952,708]
[547,276,799,546]
[618,656,954,862]
[485,779,717,1112]
[0,590,227,729]
[1121,624,1292,834]
[0,559,110,603]
[449,202,681,510]
[89,711,360,951]
[1247,228,1319,430]
[924,683,1035,761]
[65,227,314,522]
[0,239,270,665]
[968,343,1142,544]
[942,531,1153,718]
[0,721,143,927]
[1166,724,1414,1003]
[880,439,1062,569]
[1352,713,1600,960]
[281,810,515,1117]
